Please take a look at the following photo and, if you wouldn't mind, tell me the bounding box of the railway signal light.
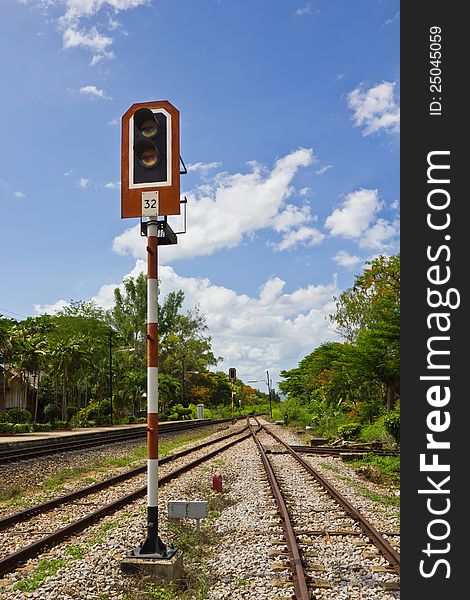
[121,101,180,218]
[229,368,236,382]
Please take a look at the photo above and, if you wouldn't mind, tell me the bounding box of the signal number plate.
[142,191,159,216]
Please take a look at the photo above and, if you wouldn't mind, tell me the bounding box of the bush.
[359,416,389,443]
[0,412,10,423]
[0,422,13,434]
[277,398,312,427]
[76,400,111,424]
[99,399,112,416]
[170,404,193,420]
[384,408,400,443]
[65,405,78,422]
[44,403,61,424]
[32,423,52,432]
[338,422,362,440]
[7,408,32,424]
[54,420,69,430]
[12,423,32,434]
[315,409,351,439]
[76,419,96,428]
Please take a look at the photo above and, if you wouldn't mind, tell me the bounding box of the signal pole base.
[120,548,182,580]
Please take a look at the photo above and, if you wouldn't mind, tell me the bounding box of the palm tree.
[50,336,88,419]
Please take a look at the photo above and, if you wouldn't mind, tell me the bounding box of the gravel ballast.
[0,420,400,599]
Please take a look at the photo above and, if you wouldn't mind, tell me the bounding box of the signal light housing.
[121,101,180,218]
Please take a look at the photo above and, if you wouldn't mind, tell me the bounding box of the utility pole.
[229,367,236,421]
[109,330,113,425]
[266,370,272,419]
[231,381,235,419]
[181,354,185,404]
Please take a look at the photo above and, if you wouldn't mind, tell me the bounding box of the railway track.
[290,445,399,458]
[0,423,252,577]
[1,418,399,597]
[249,418,400,598]
[0,418,238,464]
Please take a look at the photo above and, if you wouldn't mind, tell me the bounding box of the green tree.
[107,273,219,411]
[331,255,400,410]
[109,274,148,356]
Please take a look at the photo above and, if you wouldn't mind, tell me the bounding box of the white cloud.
[315,164,332,176]
[359,218,399,250]
[34,298,70,315]
[86,260,339,386]
[325,188,381,238]
[79,85,111,99]
[108,117,119,126]
[14,191,26,198]
[104,181,120,189]
[325,188,399,252]
[113,148,315,262]
[299,187,310,196]
[274,226,324,251]
[272,204,312,233]
[332,250,362,269]
[295,3,318,16]
[381,11,400,28]
[347,81,400,136]
[187,161,222,173]
[21,0,148,63]
[77,177,89,189]
[269,204,324,250]
[63,25,113,53]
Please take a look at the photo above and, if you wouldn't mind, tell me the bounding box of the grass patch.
[348,454,400,486]
[123,581,180,600]
[319,461,342,473]
[44,468,83,490]
[2,496,31,509]
[319,456,399,507]
[353,485,400,508]
[0,486,22,502]
[65,544,85,559]
[158,428,222,458]
[87,521,121,546]
[145,583,179,599]
[12,559,67,591]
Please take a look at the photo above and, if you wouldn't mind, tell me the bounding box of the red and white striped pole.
[138,216,168,556]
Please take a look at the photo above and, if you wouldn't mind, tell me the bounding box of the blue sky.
[0,0,399,390]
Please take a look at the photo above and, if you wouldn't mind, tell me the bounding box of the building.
[0,365,36,413]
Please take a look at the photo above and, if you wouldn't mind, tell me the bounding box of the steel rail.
[249,423,311,600]
[0,425,247,531]
[289,445,398,457]
[262,423,400,575]
[0,429,147,463]
[0,418,238,464]
[0,427,252,577]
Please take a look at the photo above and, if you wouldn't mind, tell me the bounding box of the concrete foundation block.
[120,549,183,580]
